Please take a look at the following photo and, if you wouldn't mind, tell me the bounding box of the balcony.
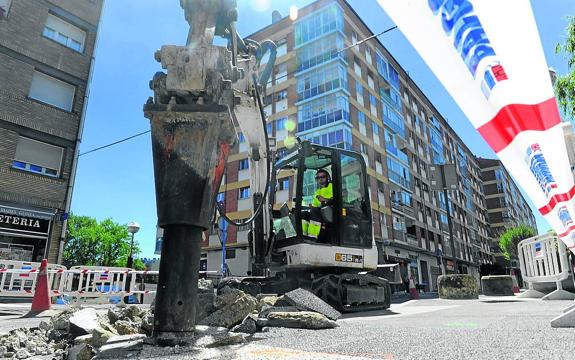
[388,169,412,190]
[406,234,418,247]
[393,229,406,242]
[386,143,409,164]
[391,201,415,218]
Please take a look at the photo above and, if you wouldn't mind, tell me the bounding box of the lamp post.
[127,221,140,268]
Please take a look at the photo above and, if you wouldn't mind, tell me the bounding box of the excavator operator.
[302,169,333,240]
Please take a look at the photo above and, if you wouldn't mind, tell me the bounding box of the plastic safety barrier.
[0,260,67,297]
[518,233,575,300]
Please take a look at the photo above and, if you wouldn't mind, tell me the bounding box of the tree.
[498,225,536,261]
[63,214,145,269]
[555,16,575,119]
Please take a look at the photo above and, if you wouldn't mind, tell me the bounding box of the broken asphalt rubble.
[0,279,341,359]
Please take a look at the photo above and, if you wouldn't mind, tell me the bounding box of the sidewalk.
[391,291,438,304]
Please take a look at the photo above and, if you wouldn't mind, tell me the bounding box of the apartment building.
[201,0,495,289]
[0,0,104,263]
[477,158,538,265]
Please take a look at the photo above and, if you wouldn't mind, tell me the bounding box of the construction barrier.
[518,233,575,300]
[0,260,218,304]
[0,260,67,298]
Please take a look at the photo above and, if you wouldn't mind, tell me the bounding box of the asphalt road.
[1,296,573,359]
[139,296,575,360]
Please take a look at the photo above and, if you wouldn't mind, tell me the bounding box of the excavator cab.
[271,141,372,250]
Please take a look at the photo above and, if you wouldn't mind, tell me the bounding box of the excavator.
[147,2,396,344]
[224,139,394,312]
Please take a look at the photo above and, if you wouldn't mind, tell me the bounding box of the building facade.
[0,0,103,263]
[477,158,538,265]
[201,0,496,289]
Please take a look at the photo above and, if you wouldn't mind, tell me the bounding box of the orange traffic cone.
[409,276,420,300]
[510,268,520,294]
[30,259,51,313]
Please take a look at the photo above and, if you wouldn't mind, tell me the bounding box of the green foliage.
[63,214,142,268]
[498,225,536,261]
[555,16,575,119]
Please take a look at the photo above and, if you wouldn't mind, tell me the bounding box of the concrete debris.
[258,305,299,319]
[107,334,147,344]
[91,327,115,348]
[93,337,144,359]
[217,277,262,297]
[266,311,339,329]
[107,305,145,324]
[51,308,80,331]
[114,319,140,335]
[140,312,154,335]
[39,320,53,332]
[196,292,216,322]
[283,288,341,320]
[97,321,119,336]
[205,332,246,348]
[69,308,100,336]
[273,295,293,307]
[14,348,32,359]
[67,343,95,360]
[214,287,245,309]
[257,295,279,310]
[73,334,93,345]
[2,281,343,359]
[199,291,258,328]
[230,314,258,334]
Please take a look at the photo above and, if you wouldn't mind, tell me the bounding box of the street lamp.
[127,221,140,268]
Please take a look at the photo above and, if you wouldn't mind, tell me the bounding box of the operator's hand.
[317,195,329,203]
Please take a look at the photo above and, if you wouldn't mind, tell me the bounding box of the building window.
[276,117,287,131]
[352,31,358,46]
[12,137,63,177]
[358,111,367,136]
[29,71,75,111]
[42,14,86,53]
[369,94,378,117]
[367,75,375,90]
[239,187,250,199]
[365,46,372,65]
[355,82,364,106]
[225,249,236,259]
[297,94,349,132]
[275,89,288,112]
[279,178,289,191]
[275,63,287,84]
[294,4,344,46]
[301,124,352,150]
[216,192,225,203]
[354,61,362,77]
[376,51,389,80]
[296,33,345,72]
[371,121,379,145]
[238,133,246,143]
[276,40,287,57]
[239,159,249,170]
[296,64,348,101]
[0,0,12,18]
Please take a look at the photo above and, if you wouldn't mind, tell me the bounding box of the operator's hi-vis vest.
[312,183,333,207]
[303,183,333,239]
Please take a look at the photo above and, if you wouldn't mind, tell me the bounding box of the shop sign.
[0,206,51,236]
